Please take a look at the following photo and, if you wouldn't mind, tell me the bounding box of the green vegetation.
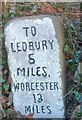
[0,2,82,119]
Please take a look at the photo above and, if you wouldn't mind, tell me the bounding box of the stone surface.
[5,15,65,118]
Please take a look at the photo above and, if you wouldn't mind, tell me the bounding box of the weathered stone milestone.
[5,15,65,118]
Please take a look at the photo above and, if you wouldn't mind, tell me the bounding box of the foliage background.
[0,2,82,119]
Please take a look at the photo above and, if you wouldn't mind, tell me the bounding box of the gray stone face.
[5,15,65,118]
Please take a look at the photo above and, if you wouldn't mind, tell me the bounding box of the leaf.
[26,113,33,118]
[32,4,38,13]
[5,108,16,119]
[53,3,58,9]
[74,91,82,103]
[17,5,30,11]
[75,51,82,62]
[80,105,82,112]
[75,111,82,118]
[68,59,76,63]
[41,3,55,14]
[69,64,77,73]
[64,44,71,55]
[46,4,56,13]
[0,76,6,83]
[0,96,7,104]
[0,103,6,119]
[3,69,7,74]
[9,13,15,19]
[0,65,3,70]
[74,70,80,83]
[3,84,9,91]
[0,86,2,94]
[68,72,74,79]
